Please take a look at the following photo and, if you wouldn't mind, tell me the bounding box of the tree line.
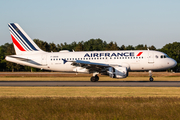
[0,38,179,72]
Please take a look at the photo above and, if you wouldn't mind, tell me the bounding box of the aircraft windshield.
[160,55,170,58]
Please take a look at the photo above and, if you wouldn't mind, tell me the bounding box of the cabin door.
[41,55,47,66]
[148,52,154,63]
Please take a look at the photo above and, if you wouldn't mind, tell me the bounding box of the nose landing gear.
[149,70,154,82]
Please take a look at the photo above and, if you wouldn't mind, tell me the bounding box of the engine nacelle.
[73,67,89,73]
[108,66,128,78]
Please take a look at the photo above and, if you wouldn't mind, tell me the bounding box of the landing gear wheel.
[91,76,96,82]
[149,77,153,82]
[149,70,154,82]
[90,75,99,82]
[95,75,99,81]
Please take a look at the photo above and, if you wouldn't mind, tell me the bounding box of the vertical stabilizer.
[8,23,44,55]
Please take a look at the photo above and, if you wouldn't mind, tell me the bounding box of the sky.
[0,0,180,49]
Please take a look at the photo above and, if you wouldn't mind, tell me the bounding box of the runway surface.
[0,81,180,87]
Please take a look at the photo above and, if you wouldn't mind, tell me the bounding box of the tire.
[91,75,99,82]
[149,77,153,82]
[95,75,99,81]
[91,77,96,82]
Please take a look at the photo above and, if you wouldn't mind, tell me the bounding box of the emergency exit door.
[148,52,154,63]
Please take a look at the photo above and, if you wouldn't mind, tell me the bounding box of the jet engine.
[107,66,128,78]
[73,67,89,73]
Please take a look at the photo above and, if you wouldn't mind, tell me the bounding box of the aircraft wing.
[75,60,110,67]
[72,60,119,73]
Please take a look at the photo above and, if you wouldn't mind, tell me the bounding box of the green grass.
[0,97,180,120]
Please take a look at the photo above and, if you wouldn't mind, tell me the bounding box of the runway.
[0,81,180,87]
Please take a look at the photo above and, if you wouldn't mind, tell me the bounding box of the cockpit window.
[166,55,170,58]
[155,55,158,58]
[160,55,169,58]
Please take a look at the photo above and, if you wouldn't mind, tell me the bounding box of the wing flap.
[75,60,110,67]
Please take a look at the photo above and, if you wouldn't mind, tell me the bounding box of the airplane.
[6,23,177,82]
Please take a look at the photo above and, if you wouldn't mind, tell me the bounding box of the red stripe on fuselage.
[11,34,26,51]
[137,52,143,56]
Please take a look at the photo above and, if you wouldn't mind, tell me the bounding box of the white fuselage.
[6,50,177,73]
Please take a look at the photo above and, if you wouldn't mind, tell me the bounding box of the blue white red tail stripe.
[9,25,30,51]
[8,23,39,52]
[10,23,38,51]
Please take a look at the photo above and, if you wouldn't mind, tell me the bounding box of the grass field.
[0,72,180,119]
[1,87,180,120]
[0,87,180,97]
[0,97,180,120]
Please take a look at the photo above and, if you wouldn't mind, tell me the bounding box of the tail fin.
[8,23,44,55]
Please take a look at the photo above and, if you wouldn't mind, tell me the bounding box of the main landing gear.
[149,70,154,82]
[90,73,99,82]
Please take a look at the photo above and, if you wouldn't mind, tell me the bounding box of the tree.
[148,45,156,50]
[75,42,84,51]
[83,38,107,51]
[49,43,58,52]
[125,45,135,50]
[105,41,119,50]
[34,39,50,52]
[135,44,147,50]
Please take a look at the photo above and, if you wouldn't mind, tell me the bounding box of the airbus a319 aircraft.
[6,23,177,82]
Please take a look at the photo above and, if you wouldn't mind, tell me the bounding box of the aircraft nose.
[169,59,177,68]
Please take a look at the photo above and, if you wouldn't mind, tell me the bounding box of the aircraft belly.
[48,63,74,72]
